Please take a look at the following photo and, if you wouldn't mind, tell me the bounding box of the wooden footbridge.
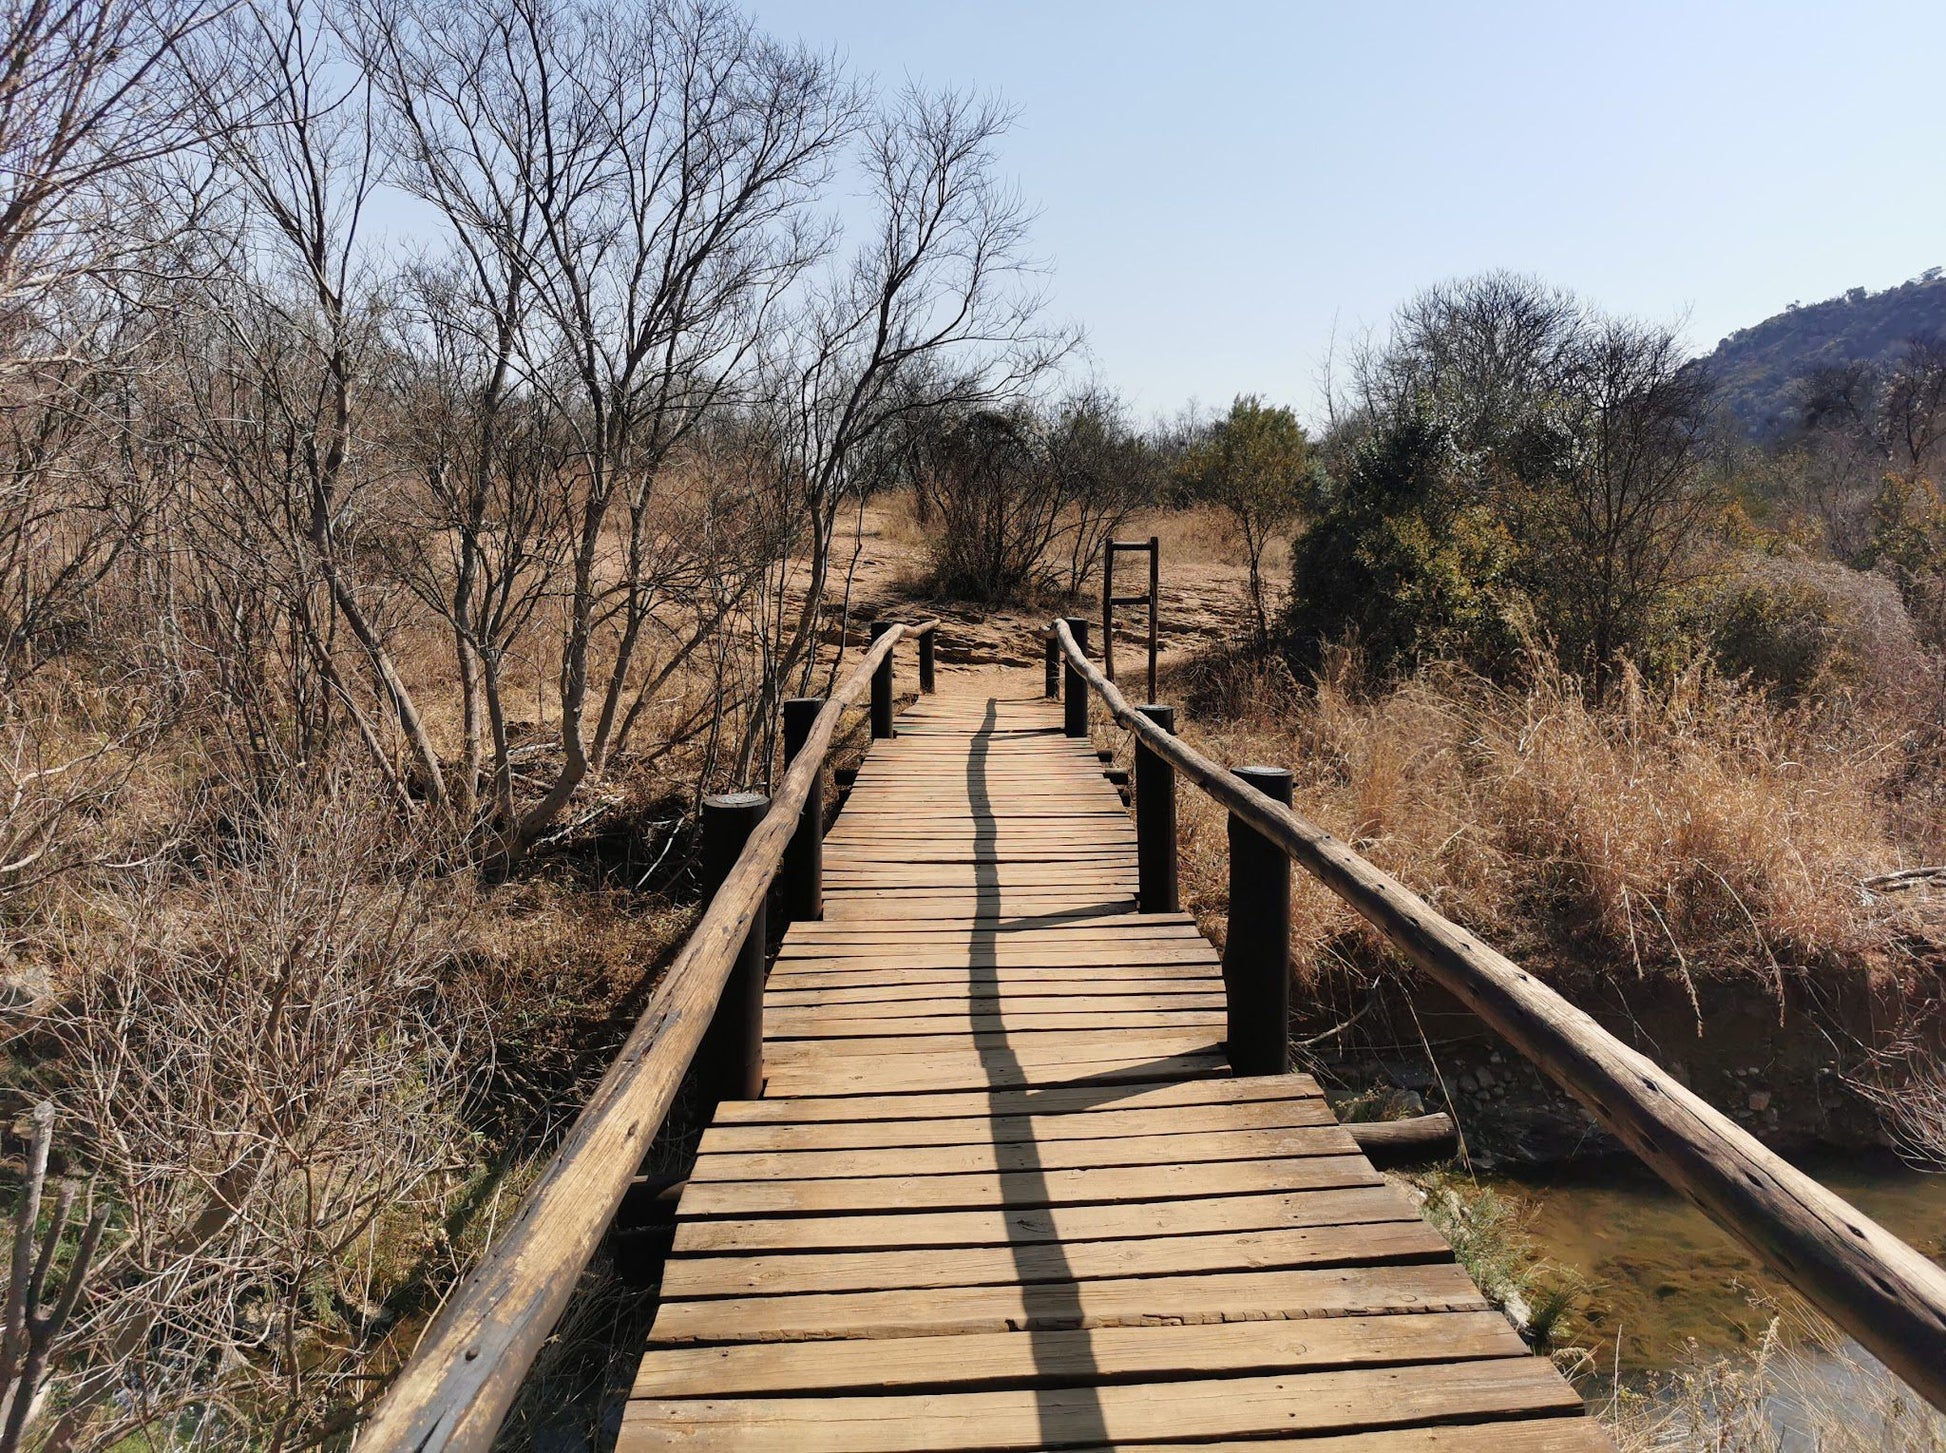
[366,618,1946,1452]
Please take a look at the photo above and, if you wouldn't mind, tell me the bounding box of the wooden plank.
[763,987,1227,1011]
[762,1051,1230,1097]
[713,1075,1322,1124]
[768,945,1218,969]
[625,1361,1593,1451]
[765,1009,1228,1039]
[698,1097,1335,1152]
[671,1186,1424,1256]
[659,1220,1450,1299]
[674,1153,1383,1217]
[1102,1427,1613,1453]
[646,1260,1491,1342]
[631,1307,1527,1397]
[761,1029,1224,1062]
[688,1124,1359,1181]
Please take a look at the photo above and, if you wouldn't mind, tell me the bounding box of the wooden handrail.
[361,622,930,1452]
[1053,618,1946,1413]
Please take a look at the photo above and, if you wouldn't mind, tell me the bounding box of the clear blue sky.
[745,0,1946,426]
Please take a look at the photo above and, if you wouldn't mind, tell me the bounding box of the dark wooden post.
[1147,534,1161,703]
[1062,617,1090,739]
[869,621,894,739]
[1044,631,1060,697]
[1223,765,1292,1075]
[781,697,823,923]
[699,791,767,1100]
[1102,542,1116,683]
[917,628,935,694]
[1135,704,1178,913]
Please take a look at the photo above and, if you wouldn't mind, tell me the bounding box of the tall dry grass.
[1162,645,1927,997]
[1603,1305,1946,1452]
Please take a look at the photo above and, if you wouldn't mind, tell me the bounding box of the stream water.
[1489,1152,1946,1372]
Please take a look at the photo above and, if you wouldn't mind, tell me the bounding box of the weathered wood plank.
[623,1353,1583,1449]
[631,1308,1527,1397]
[687,1125,1361,1182]
[647,1259,1491,1342]
[674,1153,1384,1217]
[671,1185,1426,1256]
[659,1220,1450,1299]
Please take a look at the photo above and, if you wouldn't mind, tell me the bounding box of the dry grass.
[1602,1304,1946,1451]
[1121,502,1292,578]
[1162,645,1923,995]
[0,754,697,1448]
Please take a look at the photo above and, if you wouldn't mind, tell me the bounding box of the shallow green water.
[1489,1153,1946,1371]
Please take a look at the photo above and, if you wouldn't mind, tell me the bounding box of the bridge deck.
[623,687,1608,1450]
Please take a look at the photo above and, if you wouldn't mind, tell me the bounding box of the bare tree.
[748,84,1068,749]
[0,1105,108,1453]
[1352,270,1584,460]
[1518,316,1718,683]
[0,0,216,320]
[358,0,853,859]
[1049,387,1156,595]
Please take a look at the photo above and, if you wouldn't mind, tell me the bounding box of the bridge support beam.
[918,628,935,693]
[1062,617,1091,738]
[1224,764,1292,1075]
[1135,703,1178,913]
[781,698,824,923]
[869,621,894,738]
[700,791,768,1101]
[1044,630,1059,698]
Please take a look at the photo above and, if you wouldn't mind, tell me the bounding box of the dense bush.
[1285,409,1524,679]
[1291,274,1717,689]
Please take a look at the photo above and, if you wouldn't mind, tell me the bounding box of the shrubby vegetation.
[1288,273,1721,687]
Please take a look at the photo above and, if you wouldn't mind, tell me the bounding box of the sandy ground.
[828,493,1263,699]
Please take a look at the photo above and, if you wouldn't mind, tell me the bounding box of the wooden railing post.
[1062,616,1090,739]
[1135,704,1178,913]
[1044,630,1059,698]
[1224,764,1291,1075]
[869,621,894,738]
[700,791,767,1101]
[1146,533,1160,703]
[781,698,824,923]
[918,626,935,694]
[1102,541,1116,683]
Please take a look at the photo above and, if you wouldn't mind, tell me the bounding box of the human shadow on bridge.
[964,698,1224,1448]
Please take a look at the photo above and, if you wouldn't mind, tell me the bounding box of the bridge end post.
[700,791,768,1100]
[918,628,935,694]
[1135,704,1178,913]
[870,621,894,738]
[1062,617,1091,738]
[1044,629,1059,698]
[1224,765,1292,1075]
[781,698,824,923]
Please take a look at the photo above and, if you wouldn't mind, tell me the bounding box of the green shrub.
[1285,410,1526,679]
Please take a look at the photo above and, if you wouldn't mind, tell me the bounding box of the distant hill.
[1700,271,1946,441]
